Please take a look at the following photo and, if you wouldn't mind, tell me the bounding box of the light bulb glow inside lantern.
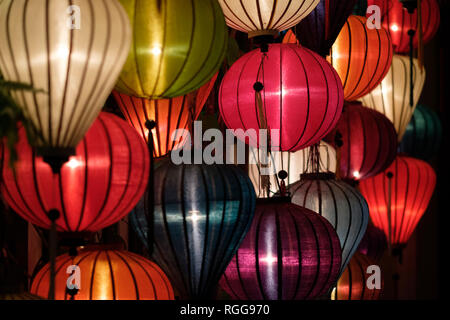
[391,24,399,32]
[353,171,360,179]
[260,255,277,265]
[150,46,162,56]
[66,158,82,169]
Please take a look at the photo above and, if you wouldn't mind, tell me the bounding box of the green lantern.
[116,0,228,99]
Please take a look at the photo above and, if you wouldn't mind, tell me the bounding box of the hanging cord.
[145,120,156,257]
[386,172,393,251]
[408,28,415,108]
[334,131,344,180]
[417,0,424,69]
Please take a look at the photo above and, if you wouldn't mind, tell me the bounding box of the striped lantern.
[113,74,217,158]
[329,15,393,101]
[289,173,369,275]
[357,223,388,262]
[0,0,131,150]
[332,252,383,300]
[359,155,436,248]
[399,104,442,160]
[219,43,344,152]
[217,0,320,38]
[326,101,398,182]
[359,54,426,141]
[116,0,227,99]
[220,200,342,300]
[30,247,174,300]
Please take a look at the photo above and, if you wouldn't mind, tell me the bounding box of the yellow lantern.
[360,55,426,141]
[0,0,131,153]
[218,0,320,37]
[116,0,227,99]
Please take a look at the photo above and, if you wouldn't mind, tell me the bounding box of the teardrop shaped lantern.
[329,15,393,101]
[113,74,217,158]
[294,0,358,57]
[1,113,149,232]
[399,105,442,160]
[359,155,436,249]
[30,246,174,300]
[359,54,426,141]
[326,101,398,182]
[219,43,344,152]
[249,142,336,198]
[289,173,369,275]
[0,0,131,152]
[129,158,256,299]
[332,252,383,300]
[357,223,388,262]
[219,200,342,300]
[116,0,227,99]
[367,0,440,53]
[217,0,320,38]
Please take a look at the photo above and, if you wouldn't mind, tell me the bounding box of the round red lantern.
[220,199,342,300]
[368,0,440,53]
[326,101,398,182]
[113,74,217,158]
[329,15,393,101]
[1,112,149,232]
[332,252,383,300]
[219,43,344,152]
[30,246,174,300]
[359,155,436,248]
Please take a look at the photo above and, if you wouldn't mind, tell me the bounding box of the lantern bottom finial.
[37,147,76,174]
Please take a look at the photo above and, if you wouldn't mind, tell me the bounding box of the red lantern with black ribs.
[1,112,149,232]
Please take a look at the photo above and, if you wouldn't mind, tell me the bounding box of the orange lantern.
[113,75,217,158]
[329,15,393,101]
[30,247,174,300]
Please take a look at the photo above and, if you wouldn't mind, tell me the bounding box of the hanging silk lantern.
[359,54,426,141]
[1,113,149,232]
[359,155,436,248]
[289,173,369,275]
[282,29,298,44]
[30,246,174,300]
[249,142,336,198]
[326,101,397,182]
[129,158,256,299]
[220,200,342,300]
[116,0,227,99]
[368,0,440,53]
[399,105,442,160]
[217,0,320,38]
[0,0,131,151]
[357,223,388,262]
[329,15,393,101]
[294,0,358,56]
[113,74,217,158]
[332,252,383,300]
[219,44,344,152]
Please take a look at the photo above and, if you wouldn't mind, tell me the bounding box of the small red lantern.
[219,43,343,152]
[1,112,149,232]
[30,246,174,300]
[357,224,388,262]
[326,101,397,182]
[368,0,440,53]
[359,155,436,248]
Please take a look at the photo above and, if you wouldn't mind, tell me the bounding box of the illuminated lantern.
[399,105,442,160]
[1,113,149,232]
[289,173,369,275]
[282,29,298,44]
[367,0,440,53]
[357,223,388,262]
[30,247,174,300]
[219,44,344,151]
[332,252,383,300]
[294,0,358,56]
[329,15,393,101]
[359,54,426,141]
[129,158,256,299]
[0,0,131,151]
[359,155,436,248]
[220,200,341,300]
[248,141,336,197]
[113,74,217,158]
[217,0,320,37]
[116,0,227,99]
[326,101,397,181]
